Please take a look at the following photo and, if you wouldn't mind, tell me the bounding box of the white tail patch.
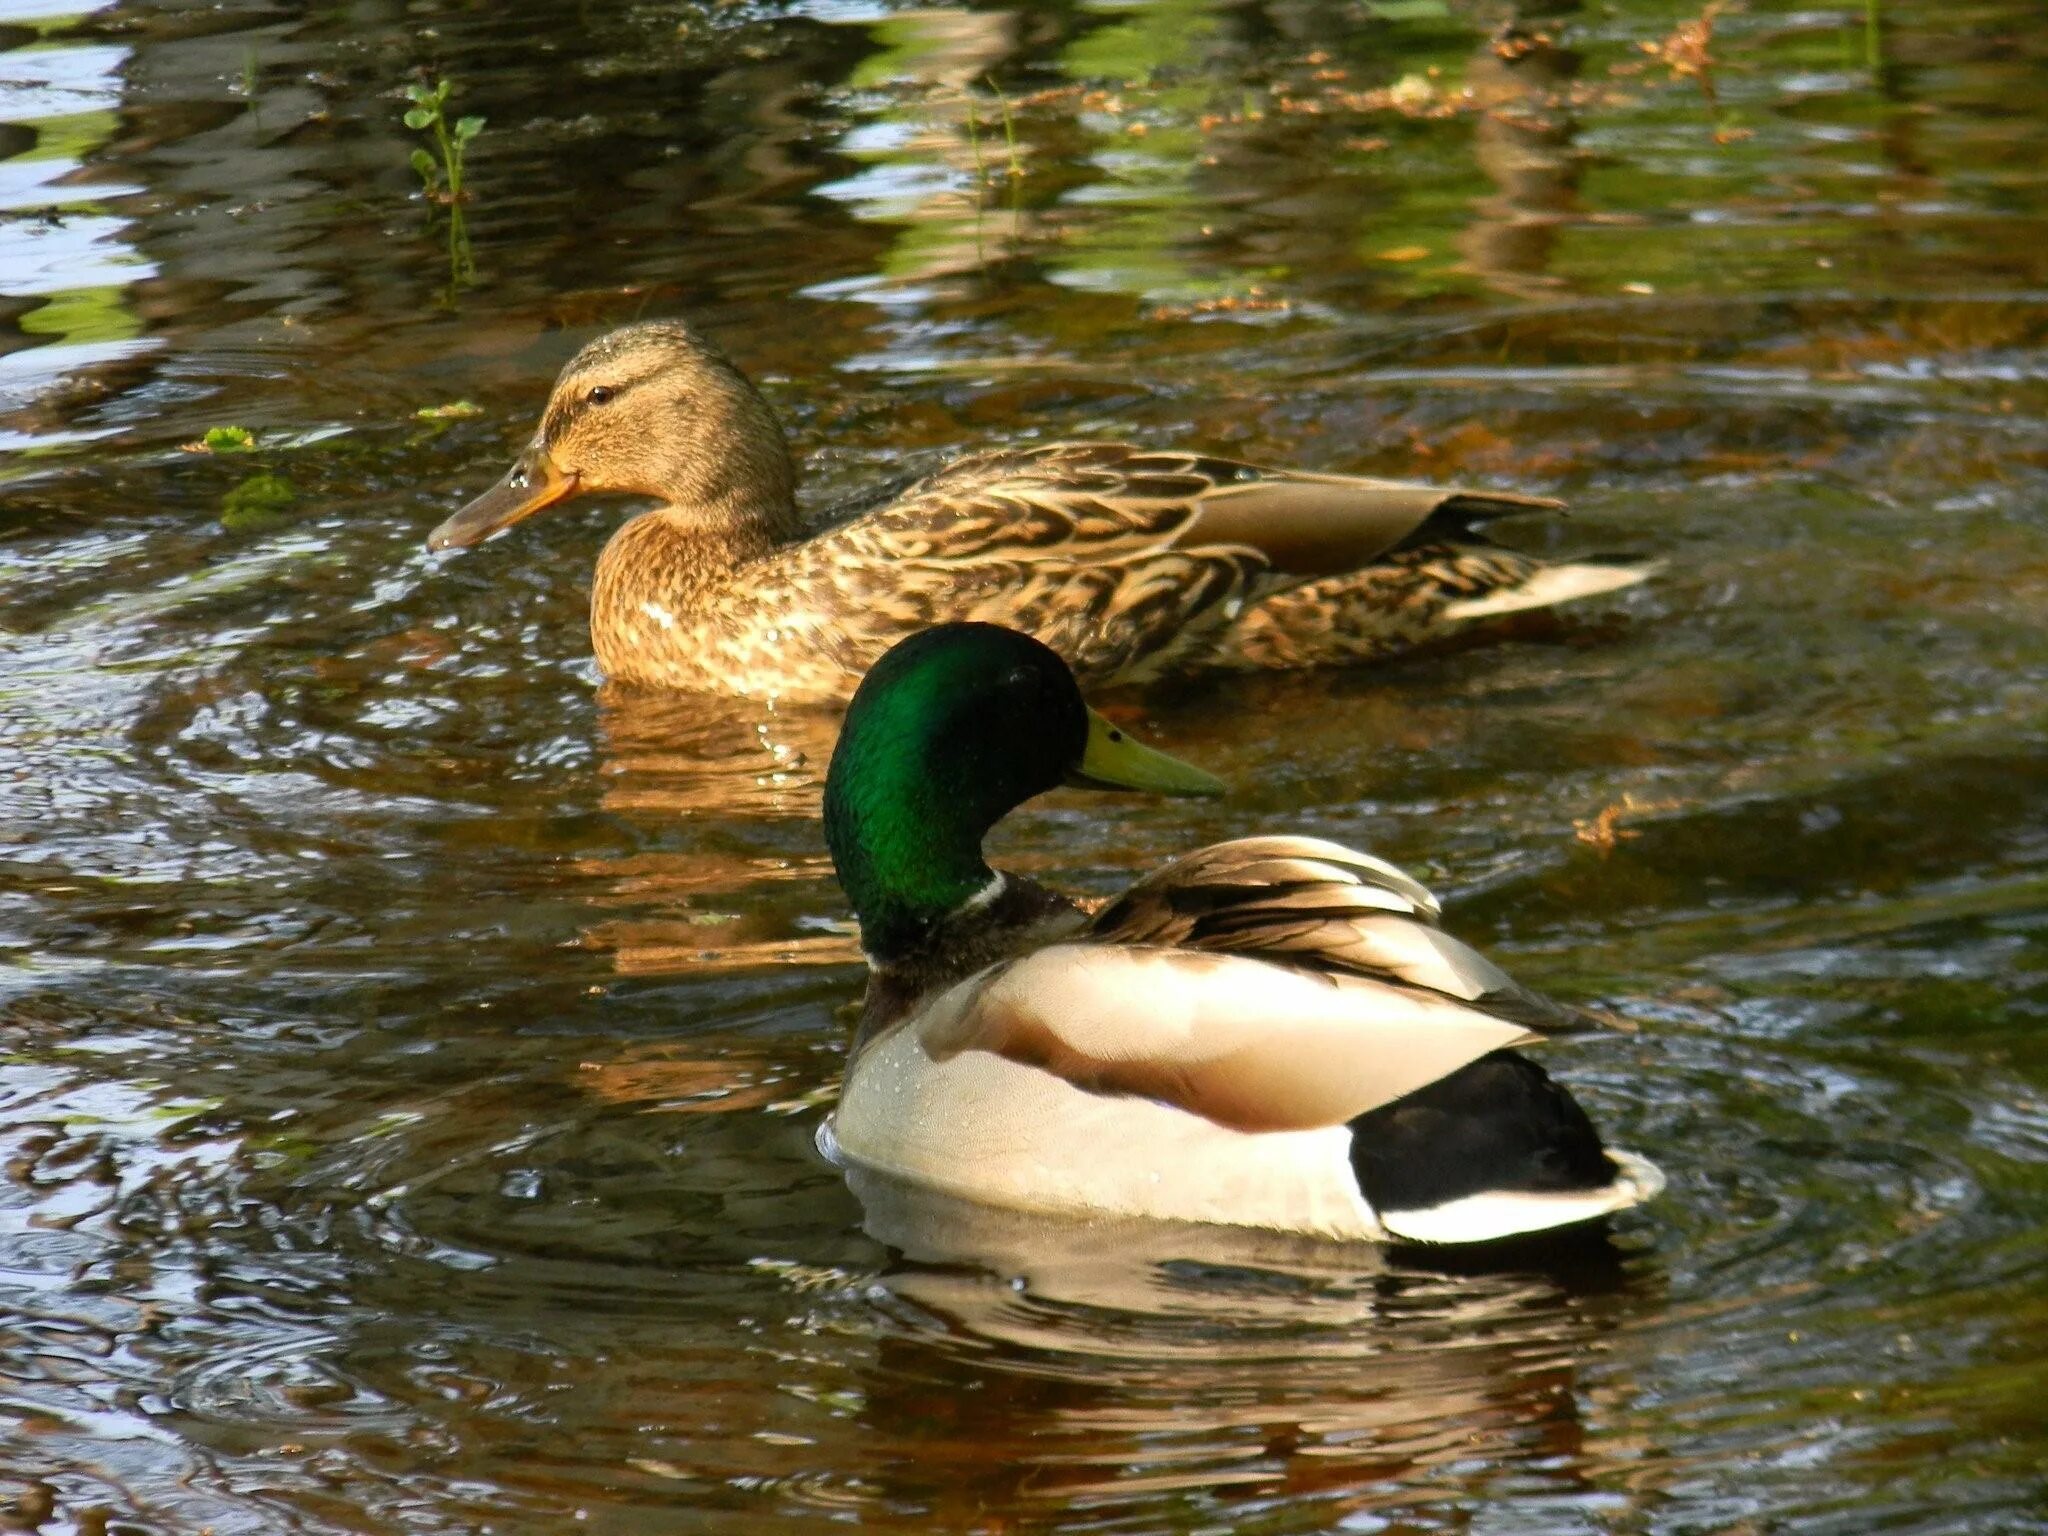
[1440,561,1660,622]
[1376,1148,1666,1244]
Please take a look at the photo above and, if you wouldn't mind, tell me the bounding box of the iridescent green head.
[823,624,1224,959]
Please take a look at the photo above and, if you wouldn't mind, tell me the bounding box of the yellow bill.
[1068,709,1225,797]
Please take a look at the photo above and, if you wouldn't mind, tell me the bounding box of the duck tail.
[1348,1050,1665,1245]
[1390,489,1562,549]
[1437,555,1660,622]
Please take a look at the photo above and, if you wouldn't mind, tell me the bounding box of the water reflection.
[812,9,1027,295]
[834,1172,1653,1520]
[4,0,2048,1529]
[0,0,152,451]
[583,688,851,975]
[1460,6,1587,299]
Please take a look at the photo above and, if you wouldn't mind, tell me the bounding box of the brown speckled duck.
[427,320,1652,701]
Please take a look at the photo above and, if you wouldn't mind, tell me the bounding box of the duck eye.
[586,385,615,406]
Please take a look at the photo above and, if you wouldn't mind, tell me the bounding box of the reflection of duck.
[593,685,837,818]
[817,623,1664,1244]
[427,320,1652,701]
[571,688,852,976]
[845,1174,1654,1521]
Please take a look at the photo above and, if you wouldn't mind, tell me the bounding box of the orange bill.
[427,446,577,552]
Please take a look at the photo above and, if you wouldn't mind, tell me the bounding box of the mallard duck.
[427,320,1652,701]
[816,622,1664,1244]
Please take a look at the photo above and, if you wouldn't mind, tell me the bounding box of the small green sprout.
[402,78,483,294]
[403,78,484,204]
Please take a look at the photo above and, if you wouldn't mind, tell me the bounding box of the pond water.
[2,0,2045,1529]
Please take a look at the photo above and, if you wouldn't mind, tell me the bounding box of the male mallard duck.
[816,623,1664,1244]
[427,320,1652,702]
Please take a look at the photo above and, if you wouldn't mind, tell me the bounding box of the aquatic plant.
[413,400,484,421]
[403,78,484,205]
[198,425,255,453]
[220,472,296,534]
[401,77,483,295]
[962,80,1025,267]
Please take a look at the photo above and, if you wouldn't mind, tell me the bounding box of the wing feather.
[1092,835,1442,934]
[1093,835,1596,1032]
[787,447,1562,690]
[830,443,1558,580]
[904,833,1603,1133]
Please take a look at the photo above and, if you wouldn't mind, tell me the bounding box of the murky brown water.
[3,0,2045,1530]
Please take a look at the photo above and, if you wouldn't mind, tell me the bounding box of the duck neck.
[849,873,1086,1055]
[589,484,794,671]
[827,799,1001,964]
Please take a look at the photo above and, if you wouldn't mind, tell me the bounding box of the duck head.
[427,319,799,553]
[823,623,1225,959]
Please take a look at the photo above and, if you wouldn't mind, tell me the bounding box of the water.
[2,0,2044,1529]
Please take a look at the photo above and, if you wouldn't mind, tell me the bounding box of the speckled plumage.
[429,320,1653,700]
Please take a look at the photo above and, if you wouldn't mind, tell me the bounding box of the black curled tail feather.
[1391,491,1559,551]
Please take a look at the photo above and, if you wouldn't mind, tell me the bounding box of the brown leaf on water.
[1148,288,1293,322]
[1492,27,1556,62]
[1574,795,1683,855]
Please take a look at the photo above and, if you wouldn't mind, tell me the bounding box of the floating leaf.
[1376,244,1431,262]
[413,400,484,420]
[201,425,256,452]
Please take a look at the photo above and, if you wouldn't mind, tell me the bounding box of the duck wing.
[1089,834,1594,1034]
[841,442,1559,577]
[913,835,1593,1136]
[788,445,1559,687]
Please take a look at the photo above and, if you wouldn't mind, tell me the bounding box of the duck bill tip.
[426,452,574,553]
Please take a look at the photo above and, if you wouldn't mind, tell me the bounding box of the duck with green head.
[426,320,1655,701]
[819,622,1665,1244]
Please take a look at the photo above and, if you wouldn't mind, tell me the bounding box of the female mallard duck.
[427,320,1652,702]
[817,623,1664,1244]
